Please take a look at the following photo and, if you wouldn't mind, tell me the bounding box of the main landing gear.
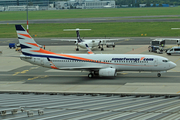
[88,71,99,78]
[76,44,79,51]
[76,48,79,51]
[88,73,94,78]
[98,41,104,51]
[101,45,104,51]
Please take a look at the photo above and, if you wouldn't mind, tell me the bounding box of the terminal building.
[0,0,49,6]
[55,0,115,9]
[0,0,115,11]
[0,0,49,11]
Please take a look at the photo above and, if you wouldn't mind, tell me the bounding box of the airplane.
[15,25,176,78]
[51,28,125,51]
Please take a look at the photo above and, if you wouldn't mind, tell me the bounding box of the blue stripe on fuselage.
[22,52,80,61]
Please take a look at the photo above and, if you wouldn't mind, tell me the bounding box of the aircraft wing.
[151,38,180,41]
[51,38,126,42]
[82,38,126,42]
[162,38,180,41]
[51,39,77,42]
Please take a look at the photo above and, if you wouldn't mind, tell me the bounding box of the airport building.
[0,0,49,11]
[55,0,115,9]
[0,0,115,11]
[0,0,49,6]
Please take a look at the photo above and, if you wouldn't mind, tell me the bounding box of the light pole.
[26,0,29,33]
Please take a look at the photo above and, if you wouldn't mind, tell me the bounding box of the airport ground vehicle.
[9,43,16,49]
[166,47,180,55]
[148,39,165,52]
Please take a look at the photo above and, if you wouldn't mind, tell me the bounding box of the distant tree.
[70,5,73,9]
[153,3,156,7]
[113,0,180,6]
[146,0,151,7]
[28,2,33,6]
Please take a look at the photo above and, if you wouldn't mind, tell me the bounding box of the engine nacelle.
[99,68,117,77]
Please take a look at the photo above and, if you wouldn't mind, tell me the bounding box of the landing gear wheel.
[88,73,93,78]
[76,48,79,51]
[101,45,104,51]
[157,73,161,77]
[94,71,99,76]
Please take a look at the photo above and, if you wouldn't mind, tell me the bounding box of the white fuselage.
[76,40,100,49]
[20,54,176,72]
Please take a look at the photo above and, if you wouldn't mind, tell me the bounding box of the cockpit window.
[162,60,169,62]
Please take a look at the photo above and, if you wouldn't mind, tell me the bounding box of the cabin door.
[154,58,158,66]
[41,58,44,65]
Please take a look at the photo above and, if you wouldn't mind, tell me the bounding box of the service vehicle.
[166,47,180,55]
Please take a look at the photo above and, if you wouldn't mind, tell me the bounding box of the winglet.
[47,57,58,69]
[85,44,94,54]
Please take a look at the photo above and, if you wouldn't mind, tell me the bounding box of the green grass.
[1,7,180,38]
[1,7,180,21]
[1,22,180,38]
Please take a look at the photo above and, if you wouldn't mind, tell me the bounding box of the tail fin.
[76,30,83,43]
[15,25,54,56]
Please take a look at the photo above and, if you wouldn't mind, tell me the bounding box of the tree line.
[115,0,180,6]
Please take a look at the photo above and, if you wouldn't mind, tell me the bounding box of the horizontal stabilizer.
[63,28,91,31]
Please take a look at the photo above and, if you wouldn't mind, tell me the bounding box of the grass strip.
[1,22,180,38]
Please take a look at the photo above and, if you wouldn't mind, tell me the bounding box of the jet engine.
[99,68,117,77]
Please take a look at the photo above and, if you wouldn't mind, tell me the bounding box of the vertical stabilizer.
[76,30,83,43]
[15,25,41,55]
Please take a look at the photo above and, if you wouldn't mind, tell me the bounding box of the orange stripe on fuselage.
[18,33,32,39]
[31,48,56,54]
[31,48,150,66]
[31,48,99,62]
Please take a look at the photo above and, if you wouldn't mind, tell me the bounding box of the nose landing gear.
[157,73,161,77]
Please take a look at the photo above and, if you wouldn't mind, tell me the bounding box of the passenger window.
[174,48,180,51]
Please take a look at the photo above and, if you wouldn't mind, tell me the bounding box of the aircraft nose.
[170,62,177,69]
